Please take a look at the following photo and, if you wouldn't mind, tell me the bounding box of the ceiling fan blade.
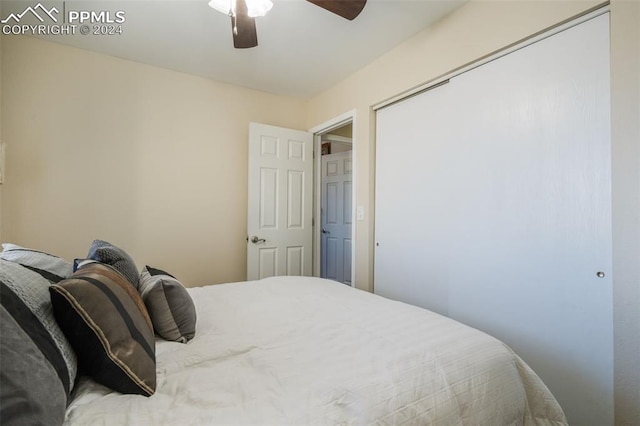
[231,0,258,49]
[306,0,367,21]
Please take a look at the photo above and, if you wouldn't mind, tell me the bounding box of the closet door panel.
[375,14,612,426]
[375,81,458,315]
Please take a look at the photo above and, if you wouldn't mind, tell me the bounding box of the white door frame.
[309,110,357,286]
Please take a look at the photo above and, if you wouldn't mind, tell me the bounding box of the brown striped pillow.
[49,262,156,396]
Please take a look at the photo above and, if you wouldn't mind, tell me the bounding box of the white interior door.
[320,151,352,284]
[375,14,612,426]
[247,123,313,281]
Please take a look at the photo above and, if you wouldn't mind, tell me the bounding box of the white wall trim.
[309,110,356,134]
[321,134,352,145]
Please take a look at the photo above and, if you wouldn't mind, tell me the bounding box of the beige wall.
[327,123,352,138]
[0,36,307,286]
[1,1,638,423]
[305,0,639,423]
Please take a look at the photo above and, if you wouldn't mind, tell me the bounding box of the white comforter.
[65,277,567,425]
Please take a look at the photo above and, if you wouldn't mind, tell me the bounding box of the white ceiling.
[2,0,466,98]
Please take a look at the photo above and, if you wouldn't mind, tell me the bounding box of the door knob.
[322,228,330,234]
[250,236,266,244]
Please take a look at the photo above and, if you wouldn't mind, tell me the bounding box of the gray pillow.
[50,262,156,396]
[139,266,197,343]
[1,307,67,426]
[0,243,73,282]
[86,239,139,288]
[0,259,78,425]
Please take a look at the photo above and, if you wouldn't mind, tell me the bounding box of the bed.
[1,242,567,426]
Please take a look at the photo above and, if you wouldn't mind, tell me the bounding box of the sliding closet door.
[375,14,612,426]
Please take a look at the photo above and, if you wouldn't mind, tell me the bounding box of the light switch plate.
[356,206,365,221]
[0,142,4,184]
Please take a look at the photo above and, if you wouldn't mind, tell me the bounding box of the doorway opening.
[310,111,356,287]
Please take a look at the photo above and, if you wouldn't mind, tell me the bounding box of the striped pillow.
[139,266,197,343]
[0,243,73,283]
[50,262,156,396]
[0,259,77,425]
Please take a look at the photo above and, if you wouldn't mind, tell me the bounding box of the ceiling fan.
[208,0,367,49]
